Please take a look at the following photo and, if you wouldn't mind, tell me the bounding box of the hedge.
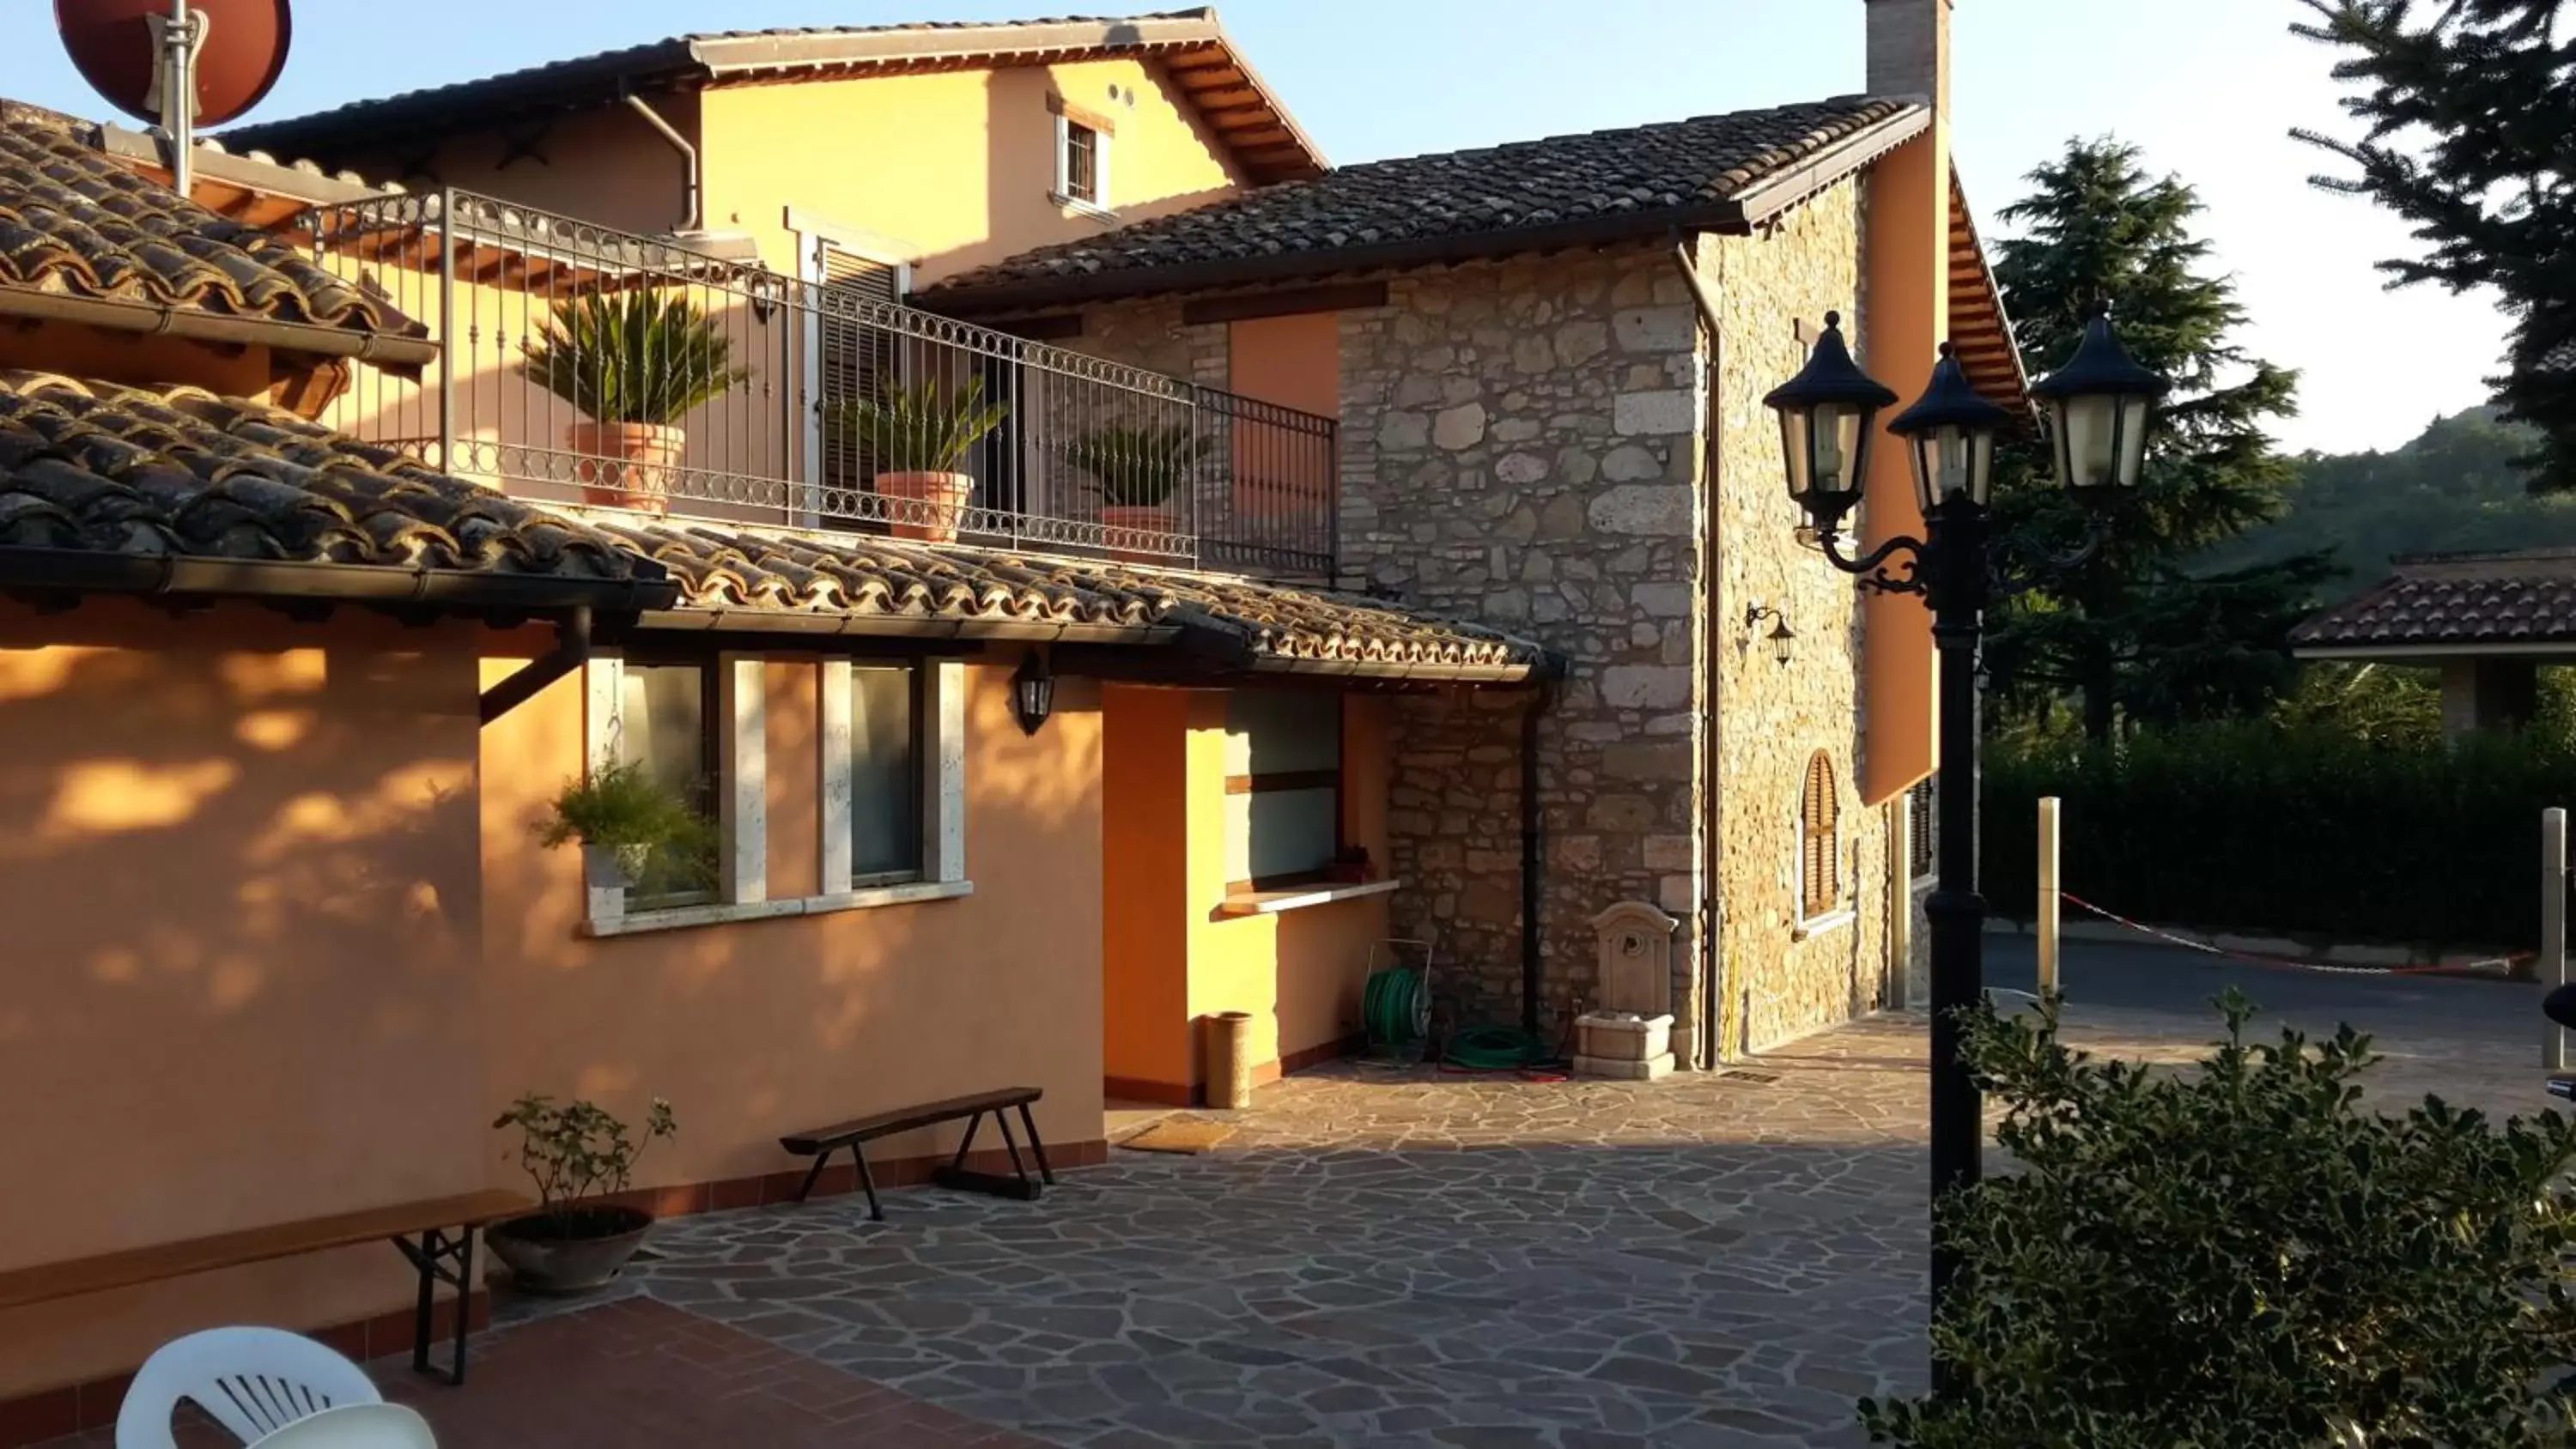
[1982,724,2576,950]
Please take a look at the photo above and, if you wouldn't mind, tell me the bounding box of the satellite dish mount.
[144,1,209,195]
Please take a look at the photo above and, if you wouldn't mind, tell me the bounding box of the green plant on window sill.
[486,1093,677,1294]
[538,760,719,893]
[1064,421,1214,508]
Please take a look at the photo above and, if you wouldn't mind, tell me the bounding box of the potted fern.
[520,291,750,513]
[1066,422,1211,552]
[538,760,717,897]
[828,378,1011,543]
[485,1093,677,1294]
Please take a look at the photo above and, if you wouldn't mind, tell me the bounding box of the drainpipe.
[622,94,702,233]
[1520,680,1558,1035]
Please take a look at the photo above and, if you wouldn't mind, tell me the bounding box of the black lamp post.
[1764,304,2166,1382]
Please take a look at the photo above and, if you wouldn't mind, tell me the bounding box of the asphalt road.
[1979,930,2545,1048]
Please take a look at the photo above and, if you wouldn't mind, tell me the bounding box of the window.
[617,661,720,910]
[848,663,921,882]
[1224,690,1343,891]
[1798,750,1843,923]
[1050,99,1114,211]
[1907,776,1936,883]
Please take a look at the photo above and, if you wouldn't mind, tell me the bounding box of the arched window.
[1799,750,1842,922]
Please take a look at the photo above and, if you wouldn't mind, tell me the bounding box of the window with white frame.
[847,662,922,882]
[616,660,721,910]
[1223,690,1344,892]
[1050,96,1114,211]
[822,658,967,899]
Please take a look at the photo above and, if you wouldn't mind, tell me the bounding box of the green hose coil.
[1443,1025,1552,1070]
[1363,967,1428,1046]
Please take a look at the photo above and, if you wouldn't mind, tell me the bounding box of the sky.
[13,0,2512,457]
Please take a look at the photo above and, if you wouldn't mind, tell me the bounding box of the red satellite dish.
[55,0,292,129]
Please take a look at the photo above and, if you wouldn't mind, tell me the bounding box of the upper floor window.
[1050,95,1115,212]
[1798,749,1843,925]
[1224,690,1343,891]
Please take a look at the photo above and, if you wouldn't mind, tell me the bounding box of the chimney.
[1864,0,1952,118]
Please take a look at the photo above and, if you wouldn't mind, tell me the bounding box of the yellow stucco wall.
[697,58,1242,286]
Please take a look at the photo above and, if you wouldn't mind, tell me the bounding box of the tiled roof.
[0,371,659,590]
[0,107,421,341]
[578,513,1548,681]
[2292,550,2576,652]
[225,9,1325,186]
[923,96,1922,307]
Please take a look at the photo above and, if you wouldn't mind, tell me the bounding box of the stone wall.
[1339,246,1713,1056]
[1698,178,1905,1053]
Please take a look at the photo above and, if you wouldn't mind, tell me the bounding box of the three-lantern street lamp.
[1763,304,2167,1372]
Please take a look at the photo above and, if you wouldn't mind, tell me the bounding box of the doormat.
[1117,1119,1236,1155]
[1716,1069,1782,1085]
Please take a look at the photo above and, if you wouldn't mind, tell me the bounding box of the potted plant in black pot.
[520,291,750,512]
[828,378,1012,543]
[1066,421,1211,558]
[485,1092,677,1294]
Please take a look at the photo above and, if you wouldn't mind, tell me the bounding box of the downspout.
[1520,679,1558,1036]
[1675,237,1726,1067]
[622,94,702,233]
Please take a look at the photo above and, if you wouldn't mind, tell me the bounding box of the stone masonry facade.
[1063,173,1907,1064]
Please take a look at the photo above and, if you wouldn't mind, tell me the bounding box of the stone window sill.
[584,880,974,937]
[1050,192,1120,225]
[1216,878,1402,917]
[1793,907,1856,943]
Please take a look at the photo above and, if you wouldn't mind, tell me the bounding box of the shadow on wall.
[0,601,491,1267]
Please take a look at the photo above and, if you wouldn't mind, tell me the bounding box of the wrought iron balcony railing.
[305,190,1338,578]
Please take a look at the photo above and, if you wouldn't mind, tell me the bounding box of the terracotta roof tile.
[0,110,420,339]
[922,96,1918,304]
[0,370,651,585]
[2292,549,2576,652]
[580,513,1546,679]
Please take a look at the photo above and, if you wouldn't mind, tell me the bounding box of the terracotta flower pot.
[873,470,975,543]
[1101,503,1177,563]
[566,421,683,513]
[484,1205,653,1295]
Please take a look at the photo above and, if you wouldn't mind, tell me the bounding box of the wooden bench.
[0,1189,532,1386]
[779,1087,1052,1220]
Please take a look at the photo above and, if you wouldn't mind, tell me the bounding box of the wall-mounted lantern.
[1012,650,1055,737]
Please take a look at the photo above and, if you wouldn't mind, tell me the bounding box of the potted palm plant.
[485,1093,677,1294]
[538,761,718,898]
[520,291,750,513]
[829,378,1012,543]
[1066,422,1212,555]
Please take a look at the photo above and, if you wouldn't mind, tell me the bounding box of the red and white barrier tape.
[2056,892,2530,979]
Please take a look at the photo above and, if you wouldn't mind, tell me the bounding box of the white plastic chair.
[245,1404,436,1447]
[116,1325,385,1449]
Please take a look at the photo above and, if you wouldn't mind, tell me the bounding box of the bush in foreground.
[1861,991,2576,1448]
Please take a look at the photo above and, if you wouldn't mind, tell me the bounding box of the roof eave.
[631,606,1182,647]
[0,548,677,615]
[2292,639,2576,660]
[0,289,439,370]
[684,11,1223,76]
[926,103,1931,316]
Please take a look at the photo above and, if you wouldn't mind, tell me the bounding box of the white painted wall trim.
[925,660,969,884]
[581,655,628,929]
[817,658,855,895]
[721,654,767,905]
[582,881,975,938]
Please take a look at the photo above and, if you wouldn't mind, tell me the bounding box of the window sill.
[1049,192,1120,225]
[1217,877,1402,917]
[1792,907,1856,943]
[584,879,974,937]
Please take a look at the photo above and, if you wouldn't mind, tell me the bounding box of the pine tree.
[1984,140,2330,741]
[2293,0,2576,492]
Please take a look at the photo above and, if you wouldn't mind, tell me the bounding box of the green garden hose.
[1442,1024,1553,1070]
[1363,967,1428,1046]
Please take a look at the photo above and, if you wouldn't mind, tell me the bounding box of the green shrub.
[493,1092,677,1235]
[1860,991,2576,1448]
[1064,422,1213,506]
[519,291,750,427]
[538,760,717,893]
[1984,722,2576,950]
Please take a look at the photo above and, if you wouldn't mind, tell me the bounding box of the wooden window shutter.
[817,246,902,499]
[1908,776,1935,881]
[1801,751,1840,919]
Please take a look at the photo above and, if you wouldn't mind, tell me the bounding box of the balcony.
[303,191,1338,579]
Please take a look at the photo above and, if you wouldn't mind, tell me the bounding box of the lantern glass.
[2116,393,2153,488]
[1908,423,1993,512]
[2055,393,2117,489]
[1767,618,1795,665]
[1785,401,1870,523]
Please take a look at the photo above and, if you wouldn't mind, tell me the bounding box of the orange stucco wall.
[1100,686,1389,1096]
[0,328,271,398]
[0,602,488,1398]
[1226,312,1341,417]
[477,645,1108,1187]
[1860,128,1948,804]
[698,58,1242,286]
